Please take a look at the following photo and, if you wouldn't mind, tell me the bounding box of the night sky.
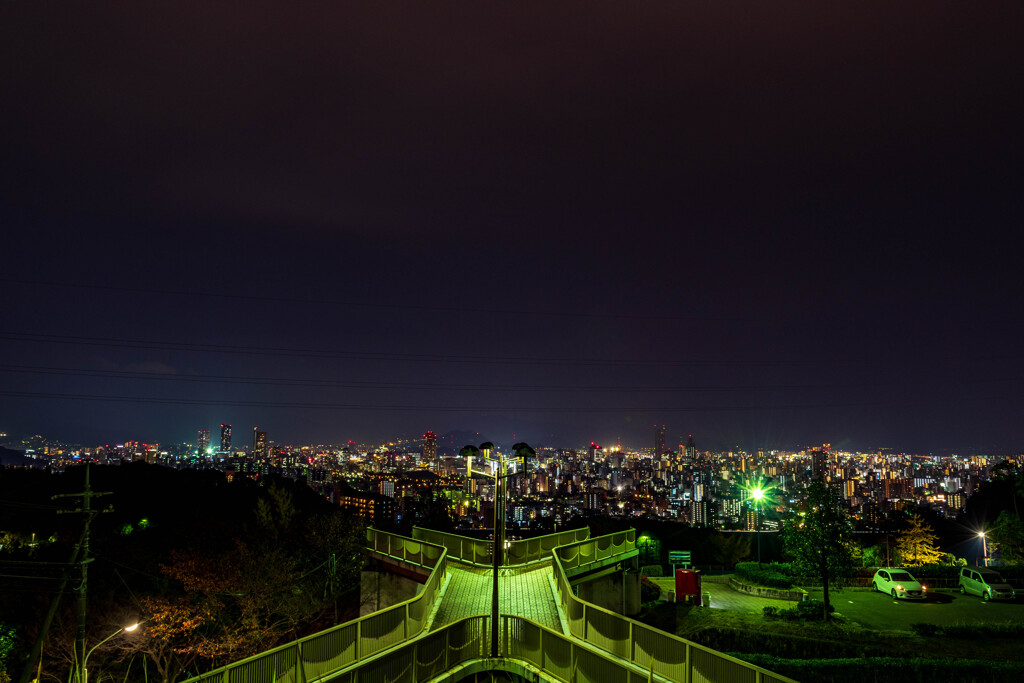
[2,2,1022,453]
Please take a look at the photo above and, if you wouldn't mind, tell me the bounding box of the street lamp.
[81,623,138,683]
[751,488,765,567]
[459,441,533,657]
[978,531,988,567]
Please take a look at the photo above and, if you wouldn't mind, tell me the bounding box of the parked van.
[958,567,1016,601]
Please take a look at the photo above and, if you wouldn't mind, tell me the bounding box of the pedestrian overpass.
[182,527,797,683]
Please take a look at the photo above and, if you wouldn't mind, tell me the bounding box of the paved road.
[651,577,797,612]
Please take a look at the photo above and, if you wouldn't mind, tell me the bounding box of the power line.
[0,277,753,324]
[0,389,919,413]
[6,363,1015,393]
[0,331,865,367]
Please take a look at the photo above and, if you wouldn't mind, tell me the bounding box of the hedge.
[911,621,1024,639]
[732,654,1024,683]
[734,562,794,589]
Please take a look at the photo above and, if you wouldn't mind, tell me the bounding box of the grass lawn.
[639,601,1024,663]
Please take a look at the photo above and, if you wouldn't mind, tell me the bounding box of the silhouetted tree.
[988,510,1024,563]
[782,481,853,620]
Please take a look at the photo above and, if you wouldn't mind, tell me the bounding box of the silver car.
[872,567,927,600]
[959,567,1016,601]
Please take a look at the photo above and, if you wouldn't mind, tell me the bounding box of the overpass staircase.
[182,527,797,683]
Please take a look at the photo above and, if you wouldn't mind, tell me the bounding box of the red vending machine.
[674,568,701,603]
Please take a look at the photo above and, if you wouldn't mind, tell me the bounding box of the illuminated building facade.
[253,427,267,458]
[220,424,232,453]
[423,430,437,464]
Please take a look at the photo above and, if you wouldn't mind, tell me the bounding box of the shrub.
[640,564,664,577]
[911,621,1024,639]
[910,622,941,637]
[902,563,960,580]
[732,655,1024,683]
[734,562,794,589]
[763,599,829,622]
[640,575,662,602]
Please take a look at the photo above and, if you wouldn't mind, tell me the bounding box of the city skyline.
[2,2,1022,454]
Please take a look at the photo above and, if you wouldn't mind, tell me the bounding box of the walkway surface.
[651,577,797,612]
[432,560,561,631]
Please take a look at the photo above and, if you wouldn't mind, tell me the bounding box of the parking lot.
[804,587,1024,631]
[655,578,1024,631]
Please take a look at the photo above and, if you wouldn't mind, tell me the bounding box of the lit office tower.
[197,429,210,456]
[810,444,829,480]
[423,431,437,463]
[253,427,267,458]
[686,435,696,460]
[220,424,232,453]
[654,425,666,458]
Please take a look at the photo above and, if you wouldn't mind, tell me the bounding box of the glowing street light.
[81,623,139,683]
[978,531,988,567]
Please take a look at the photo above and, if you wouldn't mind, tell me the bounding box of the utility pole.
[53,464,111,683]
[17,529,85,683]
[458,442,534,658]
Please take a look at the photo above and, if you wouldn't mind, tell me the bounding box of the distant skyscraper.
[197,429,210,455]
[253,427,267,458]
[654,425,666,458]
[811,444,829,480]
[423,430,437,463]
[686,435,696,460]
[220,424,232,453]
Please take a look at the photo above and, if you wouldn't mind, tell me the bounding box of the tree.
[708,533,751,567]
[781,481,853,619]
[987,510,1024,564]
[122,596,210,683]
[992,460,1024,518]
[895,514,944,565]
[861,544,884,568]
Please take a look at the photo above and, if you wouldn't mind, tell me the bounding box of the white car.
[872,568,927,600]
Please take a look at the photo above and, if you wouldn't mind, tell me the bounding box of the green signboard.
[669,550,691,566]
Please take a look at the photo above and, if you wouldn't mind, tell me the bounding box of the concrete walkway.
[432,560,562,631]
[651,577,797,612]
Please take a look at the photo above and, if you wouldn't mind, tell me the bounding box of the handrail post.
[629,621,634,664]
[404,602,410,640]
[685,643,692,683]
[296,641,304,683]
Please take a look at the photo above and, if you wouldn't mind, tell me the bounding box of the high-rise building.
[811,444,829,480]
[253,427,267,458]
[220,424,232,453]
[654,425,666,458]
[423,430,437,463]
[685,435,696,460]
[197,429,210,455]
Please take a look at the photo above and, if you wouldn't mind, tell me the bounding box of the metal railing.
[551,530,799,683]
[412,526,590,567]
[554,528,636,574]
[317,612,799,683]
[181,529,447,683]
[184,527,798,683]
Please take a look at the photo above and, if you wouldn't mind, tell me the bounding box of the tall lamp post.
[459,441,533,658]
[978,531,988,567]
[80,622,138,683]
[751,487,765,567]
